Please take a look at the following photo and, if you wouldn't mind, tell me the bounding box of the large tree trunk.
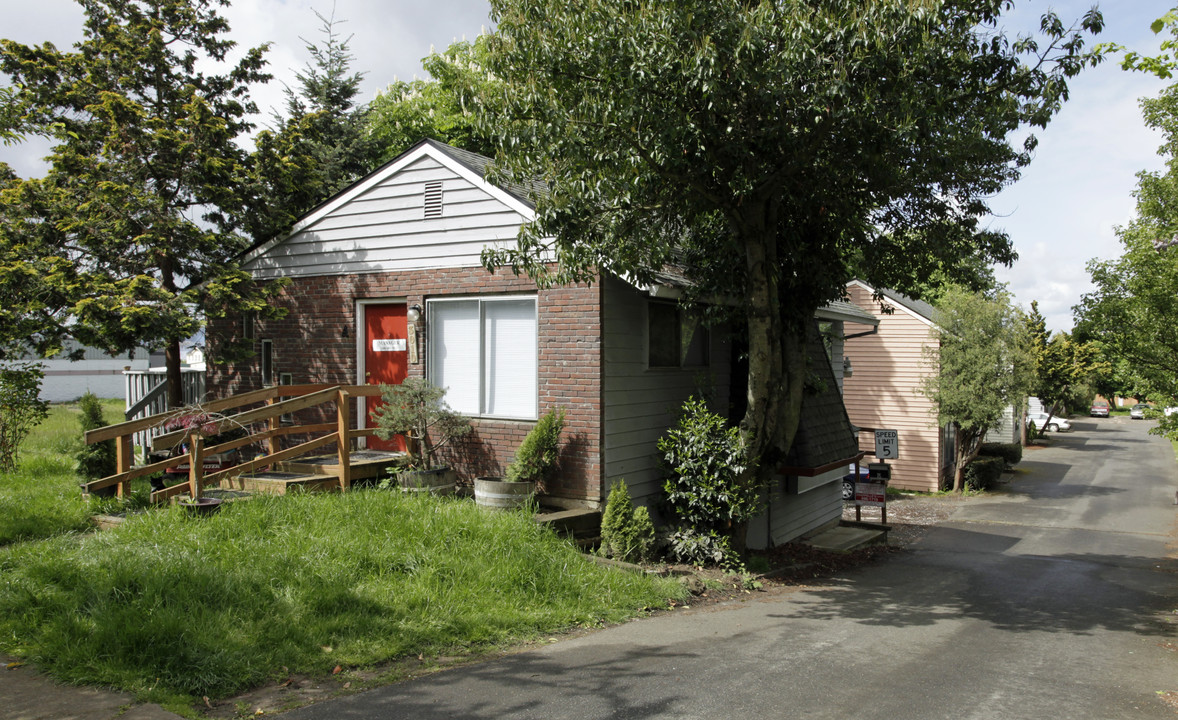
[735,219,811,549]
[165,337,183,409]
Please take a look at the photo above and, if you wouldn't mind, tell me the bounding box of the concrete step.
[802,521,890,552]
[535,507,601,538]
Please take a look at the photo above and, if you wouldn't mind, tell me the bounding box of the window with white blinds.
[428,296,538,419]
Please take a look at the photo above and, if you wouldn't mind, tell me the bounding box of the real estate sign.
[854,482,887,507]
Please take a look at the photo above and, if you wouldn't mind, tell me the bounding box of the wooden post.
[336,389,352,491]
[266,395,280,459]
[116,435,132,498]
[188,432,204,499]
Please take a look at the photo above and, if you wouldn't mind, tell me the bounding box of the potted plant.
[372,378,472,495]
[177,495,223,516]
[475,407,565,510]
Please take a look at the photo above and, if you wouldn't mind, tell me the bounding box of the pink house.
[841,280,952,492]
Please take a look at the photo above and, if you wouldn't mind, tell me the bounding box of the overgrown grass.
[0,399,121,544]
[0,490,685,710]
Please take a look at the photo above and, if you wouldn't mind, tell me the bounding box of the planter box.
[474,477,536,510]
[399,468,457,496]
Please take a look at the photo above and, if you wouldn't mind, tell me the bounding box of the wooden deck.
[212,449,407,496]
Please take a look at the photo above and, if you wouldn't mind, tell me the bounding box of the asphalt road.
[286,415,1178,720]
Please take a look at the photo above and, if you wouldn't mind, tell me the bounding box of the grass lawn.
[0,398,123,544]
[0,404,685,714]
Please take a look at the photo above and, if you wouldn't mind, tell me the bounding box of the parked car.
[1090,400,1109,417]
[1026,411,1071,432]
[1165,407,1178,417]
[1130,403,1150,419]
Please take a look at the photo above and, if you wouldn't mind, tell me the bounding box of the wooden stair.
[277,449,407,484]
[218,471,341,495]
[205,449,407,496]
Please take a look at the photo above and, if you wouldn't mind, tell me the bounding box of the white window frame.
[427,295,539,420]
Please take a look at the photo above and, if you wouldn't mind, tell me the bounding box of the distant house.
[36,341,163,403]
[841,280,953,492]
[209,138,876,546]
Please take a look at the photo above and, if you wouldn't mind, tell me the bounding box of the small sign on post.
[854,461,891,524]
[874,429,899,459]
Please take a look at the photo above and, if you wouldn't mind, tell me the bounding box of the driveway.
[285,416,1178,719]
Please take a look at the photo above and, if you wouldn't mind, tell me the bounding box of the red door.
[365,304,408,451]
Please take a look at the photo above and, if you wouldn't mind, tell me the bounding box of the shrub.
[978,442,1022,467]
[963,455,1004,491]
[666,528,737,568]
[0,362,49,472]
[372,379,471,470]
[75,392,116,481]
[658,397,759,535]
[599,480,654,563]
[506,406,565,486]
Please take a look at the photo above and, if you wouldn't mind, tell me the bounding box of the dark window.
[648,301,709,368]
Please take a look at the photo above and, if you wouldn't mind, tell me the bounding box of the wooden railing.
[83,384,385,504]
[124,367,206,457]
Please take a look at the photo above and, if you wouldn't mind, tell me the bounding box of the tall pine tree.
[0,0,277,407]
[245,9,380,244]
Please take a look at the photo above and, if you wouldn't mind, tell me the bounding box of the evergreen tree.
[0,0,278,407]
[245,9,380,243]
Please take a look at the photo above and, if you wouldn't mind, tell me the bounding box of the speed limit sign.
[874,429,899,459]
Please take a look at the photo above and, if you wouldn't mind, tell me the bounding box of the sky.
[1,0,1174,334]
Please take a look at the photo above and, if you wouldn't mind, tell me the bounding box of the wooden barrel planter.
[398,468,457,496]
[474,477,536,510]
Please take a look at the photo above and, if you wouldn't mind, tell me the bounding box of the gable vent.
[424,181,443,219]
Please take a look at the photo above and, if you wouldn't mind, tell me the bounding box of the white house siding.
[746,468,845,549]
[843,282,944,492]
[601,275,731,506]
[984,406,1021,444]
[243,155,527,279]
[38,345,156,402]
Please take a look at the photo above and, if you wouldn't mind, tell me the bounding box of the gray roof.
[424,138,547,210]
[862,282,938,324]
[815,298,879,326]
[782,321,861,472]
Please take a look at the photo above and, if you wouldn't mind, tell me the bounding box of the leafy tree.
[479,0,1103,501]
[1075,70,1178,427]
[1100,8,1178,80]
[1023,301,1097,434]
[0,0,278,407]
[0,362,48,472]
[367,36,500,162]
[922,288,1032,493]
[244,9,381,244]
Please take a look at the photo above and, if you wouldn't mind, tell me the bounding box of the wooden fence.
[124,368,206,460]
[84,384,385,503]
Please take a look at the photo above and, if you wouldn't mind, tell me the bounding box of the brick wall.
[207,267,605,503]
